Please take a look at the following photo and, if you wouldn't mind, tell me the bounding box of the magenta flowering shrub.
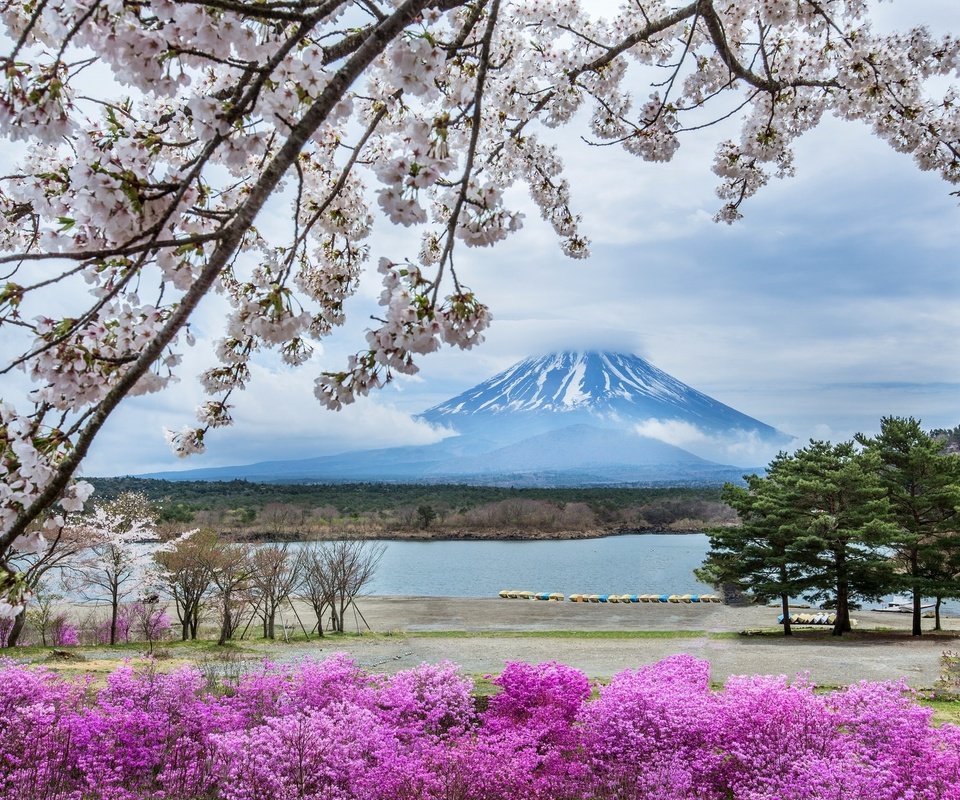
[92,613,131,645]
[579,654,721,798]
[89,603,172,646]
[0,654,958,800]
[129,601,173,642]
[475,660,593,797]
[373,660,475,740]
[49,616,80,647]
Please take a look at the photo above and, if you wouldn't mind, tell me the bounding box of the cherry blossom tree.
[63,491,168,644]
[1,0,959,615]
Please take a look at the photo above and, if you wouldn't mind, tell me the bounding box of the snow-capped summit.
[421,351,784,440]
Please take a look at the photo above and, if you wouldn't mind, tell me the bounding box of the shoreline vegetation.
[89,478,737,540]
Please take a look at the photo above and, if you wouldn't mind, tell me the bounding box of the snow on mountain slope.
[422,351,779,430]
[419,351,791,465]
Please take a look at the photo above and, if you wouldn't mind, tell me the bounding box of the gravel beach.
[221,596,960,689]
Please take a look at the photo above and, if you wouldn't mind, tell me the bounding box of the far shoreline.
[233,527,711,543]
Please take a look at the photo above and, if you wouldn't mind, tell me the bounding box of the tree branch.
[1,0,437,552]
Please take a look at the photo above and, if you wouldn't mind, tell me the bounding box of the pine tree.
[701,455,807,636]
[776,441,898,636]
[856,417,960,635]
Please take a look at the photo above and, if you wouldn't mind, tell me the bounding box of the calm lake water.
[354,533,958,615]
[62,532,958,615]
[363,533,715,597]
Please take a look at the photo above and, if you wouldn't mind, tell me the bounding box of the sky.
[3,1,959,476]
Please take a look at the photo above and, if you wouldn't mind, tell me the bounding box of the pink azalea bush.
[89,602,172,646]
[0,654,958,800]
[48,615,80,647]
[92,612,131,645]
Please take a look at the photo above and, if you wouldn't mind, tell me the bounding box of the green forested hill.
[87,477,732,533]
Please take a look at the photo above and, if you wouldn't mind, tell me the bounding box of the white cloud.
[633,419,788,468]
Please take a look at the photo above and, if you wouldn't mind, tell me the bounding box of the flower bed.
[1,654,958,799]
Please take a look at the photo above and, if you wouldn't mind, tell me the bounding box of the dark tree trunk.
[912,586,923,637]
[910,548,922,637]
[935,597,943,631]
[218,592,233,646]
[5,609,26,647]
[110,585,119,645]
[832,548,851,636]
[181,617,190,641]
[310,602,326,637]
[190,607,200,639]
[780,593,792,636]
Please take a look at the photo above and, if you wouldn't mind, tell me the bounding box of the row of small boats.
[498,590,722,603]
[777,612,850,626]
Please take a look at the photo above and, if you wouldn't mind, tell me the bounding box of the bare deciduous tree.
[300,540,385,634]
[155,528,218,641]
[247,544,304,639]
[5,524,86,646]
[200,541,252,646]
[24,585,61,648]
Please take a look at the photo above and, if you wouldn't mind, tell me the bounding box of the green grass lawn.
[920,697,960,726]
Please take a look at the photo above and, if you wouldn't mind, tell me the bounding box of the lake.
[353,533,958,615]
[363,533,715,597]
[61,532,959,615]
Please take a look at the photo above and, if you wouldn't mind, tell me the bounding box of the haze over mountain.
[141,351,792,486]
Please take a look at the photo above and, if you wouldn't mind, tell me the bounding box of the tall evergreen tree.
[777,441,899,636]
[700,455,807,636]
[856,417,960,635]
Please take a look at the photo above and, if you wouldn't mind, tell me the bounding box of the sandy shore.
[212,596,960,690]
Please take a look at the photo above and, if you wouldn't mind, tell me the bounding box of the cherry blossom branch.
[699,2,837,93]
[1,0,436,552]
[432,0,501,303]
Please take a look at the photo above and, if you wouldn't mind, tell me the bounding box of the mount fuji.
[142,351,790,485]
[420,351,786,451]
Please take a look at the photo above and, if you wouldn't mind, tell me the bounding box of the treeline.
[701,417,960,637]
[87,478,735,536]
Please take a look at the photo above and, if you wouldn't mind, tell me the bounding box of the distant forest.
[931,424,960,453]
[87,478,736,539]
